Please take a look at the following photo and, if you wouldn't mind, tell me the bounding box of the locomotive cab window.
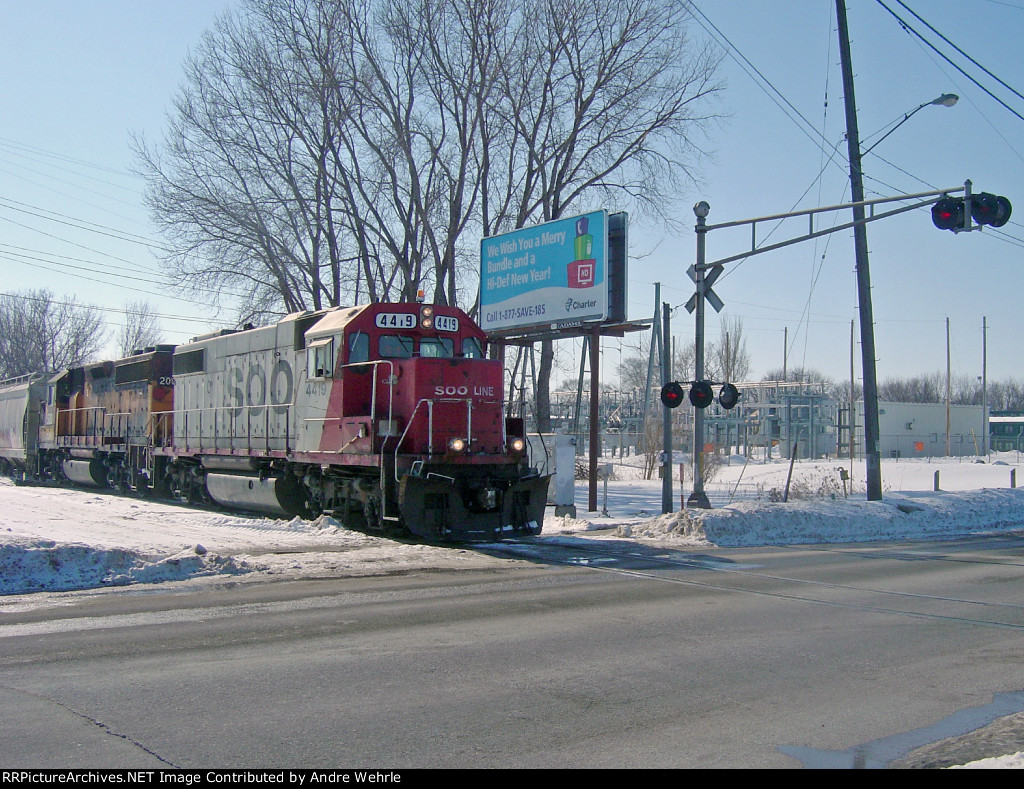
[462,337,485,359]
[348,331,369,364]
[379,335,414,359]
[307,337,335,378]
[420,338,454,358]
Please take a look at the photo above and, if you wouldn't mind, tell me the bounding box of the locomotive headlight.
[447,437,467,453]
[420,305,434,329]
[510,438,526,452]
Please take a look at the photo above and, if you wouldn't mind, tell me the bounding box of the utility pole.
[783,326,788,381]
[837,0,883,500]
[850,319,856,474]
[982,316,988,456]
[946,316,952,457]
[662,302,673,513]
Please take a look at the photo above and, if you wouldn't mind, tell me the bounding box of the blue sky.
[1,1,1022,387]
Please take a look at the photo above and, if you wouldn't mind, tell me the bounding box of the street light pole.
[862,94,958,157]
[836,0,883,500]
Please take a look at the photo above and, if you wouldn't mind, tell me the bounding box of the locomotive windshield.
[379,335,414,358]
[420,338,454,358]
[462,337,485,358]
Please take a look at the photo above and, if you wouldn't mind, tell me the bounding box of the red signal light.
[971,193,1012,228]
[689,381,714,409]
[661,381,685,409]
[932,196,964,231]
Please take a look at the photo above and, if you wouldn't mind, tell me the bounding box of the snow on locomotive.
[152,302,549,540]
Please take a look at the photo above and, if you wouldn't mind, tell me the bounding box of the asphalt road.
[3,533,1024,768]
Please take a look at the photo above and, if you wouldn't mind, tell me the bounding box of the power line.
[895,0,1024,105]
[875,0,1024,124]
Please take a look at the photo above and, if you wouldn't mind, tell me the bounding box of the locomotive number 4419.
[375,313,416,329]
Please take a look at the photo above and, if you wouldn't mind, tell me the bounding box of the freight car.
[0,302,549,542]
[0,373,47,481]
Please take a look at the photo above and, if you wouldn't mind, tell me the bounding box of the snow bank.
[620,488,1024,546]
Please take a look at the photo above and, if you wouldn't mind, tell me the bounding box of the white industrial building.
[855,400,988,459]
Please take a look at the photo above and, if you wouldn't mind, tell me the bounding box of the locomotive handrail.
[334,360,397,499]
[393,397,475,482]
[54,405,106,447]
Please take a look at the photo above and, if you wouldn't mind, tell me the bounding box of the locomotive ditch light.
[660,381,685,409]
[719,383,740,410]
[509,437,526,453]
[689,381,714,409]
[447,437,468,453]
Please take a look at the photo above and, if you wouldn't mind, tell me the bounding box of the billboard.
[480,211,609,334]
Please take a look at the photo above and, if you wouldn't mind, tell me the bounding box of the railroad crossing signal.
[931,197,964,231]
[689,381,714,408]
[661,380,740,410]
[660,381,685,408]
[972,193,1012,227]
[932,192,1012,232]
[685,264,725,314]
[719,383,739,410]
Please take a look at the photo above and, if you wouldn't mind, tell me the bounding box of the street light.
[862,94,958,156]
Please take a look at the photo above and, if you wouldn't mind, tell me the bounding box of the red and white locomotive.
[0,303,549,541]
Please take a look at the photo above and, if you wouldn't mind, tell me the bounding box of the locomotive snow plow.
[398,465,548,541]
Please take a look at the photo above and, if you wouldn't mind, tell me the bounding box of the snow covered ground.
[4,451,1024,597]
[3,451,1024,767]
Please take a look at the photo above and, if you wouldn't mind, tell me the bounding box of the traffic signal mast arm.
[695,182,987,272]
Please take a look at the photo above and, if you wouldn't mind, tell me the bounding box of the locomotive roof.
[303,305,370,341]
[180,302,474,351]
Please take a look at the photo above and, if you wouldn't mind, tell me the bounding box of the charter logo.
[565,298,598,312]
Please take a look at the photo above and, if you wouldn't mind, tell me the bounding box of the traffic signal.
[971,193,1012,228]
[719,383,739,410]
[660,381,685,409]
[689,381,714,409]
[932,196,964,231]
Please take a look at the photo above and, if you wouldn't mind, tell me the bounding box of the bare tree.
[0,290,106,378]
[707,315,751,383]
[483,0,724,429]
[136,0,723,383]
[118,301,165,357]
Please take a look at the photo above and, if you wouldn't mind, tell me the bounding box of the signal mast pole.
[688,202,711,509]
